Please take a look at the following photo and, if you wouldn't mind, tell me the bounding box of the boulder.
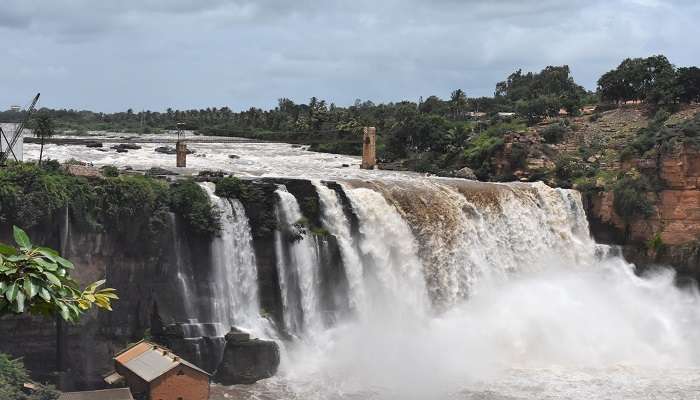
[146,167,178,176]
[455,167,477,180]
[228,154,240,159]
[156,146,195,155]
[213,327,280,385]
[111,143,142,151]
[85,141,103,148]
[155,146,177,155]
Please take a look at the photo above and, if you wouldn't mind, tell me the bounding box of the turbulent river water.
[24,133,700,399]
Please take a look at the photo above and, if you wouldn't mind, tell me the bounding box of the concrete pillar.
[361,127,376,170]
[176,141,187,168]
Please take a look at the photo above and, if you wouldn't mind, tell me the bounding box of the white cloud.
[0,0,698,111]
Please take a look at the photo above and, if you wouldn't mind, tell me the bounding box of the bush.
[169,180,220,236]
[542,123,568,144]
[0,353,58,400]
[101,165,119,177]
[612,174,654,222]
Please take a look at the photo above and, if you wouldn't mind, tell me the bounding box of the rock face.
[588,144,700,246]
[586,143,700,280]
[214,328,280,385]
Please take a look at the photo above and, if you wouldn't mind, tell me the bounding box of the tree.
[0,226,117,321]
[33,114,55,166]
[0,353,58,400]
[598,55,680,109]
[677,67,700,103]
[449,89,468,119]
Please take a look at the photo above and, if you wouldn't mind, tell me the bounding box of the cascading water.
[200,182,265,336]
[274,186,324,336]
[313,181,367,315]
[224,179,700,400]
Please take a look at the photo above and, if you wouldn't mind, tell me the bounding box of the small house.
[105,341,210,400]
[58,388,134,400]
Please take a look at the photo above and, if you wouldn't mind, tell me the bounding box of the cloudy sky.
[1,0,698,112]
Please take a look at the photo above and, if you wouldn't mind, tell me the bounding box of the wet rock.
[341,164,350,168]
[111,143,142,151]
[214,328,280,385]
[454,167,477,180]
[116,149,128,153]
[146,167,178,176]
[85,141,103,148]
[156,146,195,155]
[228,154,240,159]
[155,146,177,155]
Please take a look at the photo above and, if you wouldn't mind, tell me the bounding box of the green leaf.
[43,272,62,287]
[36,247,59,262]
[14,290,25,313]
[55,256,74,269]
[12,226,31,249]
[39,288,51,302]
[58,303,70,321]
[6,283,18,301]
[23,279,37,299]
[34,258,58,271]
[0,243,17,256]
[0,281,7,295]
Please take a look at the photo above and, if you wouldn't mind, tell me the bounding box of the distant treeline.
[2,55,699,173]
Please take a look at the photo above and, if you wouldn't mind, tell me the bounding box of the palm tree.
[33,114,55,165]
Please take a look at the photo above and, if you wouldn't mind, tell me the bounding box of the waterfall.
[274,186,323,336]
[260,179,700,400]
[169,212,197,319]
[200,183,264,336]
[341,186,431,318]
[313,181,367,316]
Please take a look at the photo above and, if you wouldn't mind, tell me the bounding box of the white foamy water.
[275,187,324,336]
[25,132,700,399]
[200,182,269,337]
[22,131,422,180]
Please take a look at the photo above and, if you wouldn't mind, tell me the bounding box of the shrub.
[541,123,568,144]
[612,174,654,222]
[101,165,119,177]
[0,353,58,400]
[169,180,220,236]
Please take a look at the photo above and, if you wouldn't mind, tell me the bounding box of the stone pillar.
[361,127,376,170]
[176,141,187,168]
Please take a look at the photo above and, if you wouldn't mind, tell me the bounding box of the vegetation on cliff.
[0,353,57,400]
[0,163,220,244]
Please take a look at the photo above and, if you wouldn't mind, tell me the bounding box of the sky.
[1,0,699,112]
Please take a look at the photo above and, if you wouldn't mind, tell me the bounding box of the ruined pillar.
[361,127,376,170]
[176,141,187,168]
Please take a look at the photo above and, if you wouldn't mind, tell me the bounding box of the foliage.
[32,114,56,166]
[612,173,654,222]
[0,353,58,400]
[597,55,686,111]
[677,67,700,103]
[622,111,700,159]
[101,165,119,177]
[169,180,220,236]
[646,233,665,253]
[0,226,117,321]
[541,122,569,144]
[0,163,219,248]
[496,65,587,123]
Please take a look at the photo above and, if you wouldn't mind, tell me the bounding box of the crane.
[0,93,40,165]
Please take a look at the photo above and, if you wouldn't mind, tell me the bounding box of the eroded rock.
[213,327,280,385]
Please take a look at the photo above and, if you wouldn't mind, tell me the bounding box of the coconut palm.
[33,114,55,165]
